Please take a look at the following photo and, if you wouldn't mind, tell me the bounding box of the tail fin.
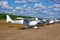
[36,17,38,21]
[6,15,13,23]
[36,17,40,23]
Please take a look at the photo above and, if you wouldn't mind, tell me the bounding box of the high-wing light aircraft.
[54,19,60,23]
[41,19,55,24]
[6,15,40,28]
[49,20,55,24]
[6,15,60,29]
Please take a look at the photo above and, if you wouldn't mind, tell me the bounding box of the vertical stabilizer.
[6,15,13,23]
[36,17,38,21]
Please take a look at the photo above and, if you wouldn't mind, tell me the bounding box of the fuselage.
[10,20,38,26]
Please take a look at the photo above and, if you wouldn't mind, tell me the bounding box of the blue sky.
[6,0,52,8]
[0,0,60,18]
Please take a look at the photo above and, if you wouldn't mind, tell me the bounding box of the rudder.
[6,15,13,23]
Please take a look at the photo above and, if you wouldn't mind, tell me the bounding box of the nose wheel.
[33,26,38,29]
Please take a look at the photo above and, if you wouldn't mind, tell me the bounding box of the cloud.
[3,6,13,9]
[34,3,39,7]
[0,1,14,13]
[0,1,8,7]
[27,0,38,2]
[15,0,39,4]
[53,4,60,8]
[47,0,60,4]
[20,11,24,13]
[34,3,46,11]
[15,0,27,4]
[1,1,8,6]
[12,9,16,12]
[0,1,13,9]
[15,6,23,11]
[3,9,17,14]
[34,3,46,8]
[40,4,60,18]
[32,3,60,18]
[48,4,60,11]
[23,4,27,7]
[25,7,32,11]
[0,2,2,5]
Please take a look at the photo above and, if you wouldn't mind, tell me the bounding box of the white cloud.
[27,0,38,2]
[53,8,60,11]
[12,9,16,12]
[40,4,60,17]
[34,3,46,8]
[0,2,1,4]
[0,1,8,6]
[1,1,8,6]
[16,6,21,9]
[0,1,13,9]
[23,4,27,7]
[3,6,13,9]
[43,10,48,13]
[47,0,60,4]
[25,7,32,10]
[15,6,23,10]
[34,3,39,7]
[34,3,46,11]
[20,11,24,13]
[15,0,27,4]
[53,4,60,8]
[0,1,14,13]
[48,4,60,11]
[3,9,16,13]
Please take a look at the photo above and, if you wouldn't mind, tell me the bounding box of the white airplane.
[6,15,40,28]
[48,19,60,24]
[54,19,60,23]
[38,18,55,24]
[41,19,54,24]
[42,19,47,22]
[49,20,55,24]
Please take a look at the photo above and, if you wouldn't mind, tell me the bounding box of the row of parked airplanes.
[6,15,60,29]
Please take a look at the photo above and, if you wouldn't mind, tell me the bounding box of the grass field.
[0,20,60,40]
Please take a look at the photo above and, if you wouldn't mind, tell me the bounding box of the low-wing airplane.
[6,15,40,29]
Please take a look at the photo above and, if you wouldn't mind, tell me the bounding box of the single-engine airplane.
[6,15,40,29]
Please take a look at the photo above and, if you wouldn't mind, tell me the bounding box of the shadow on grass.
[18,27,29,30]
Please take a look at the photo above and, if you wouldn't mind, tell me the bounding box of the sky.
[0,0,60,18]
